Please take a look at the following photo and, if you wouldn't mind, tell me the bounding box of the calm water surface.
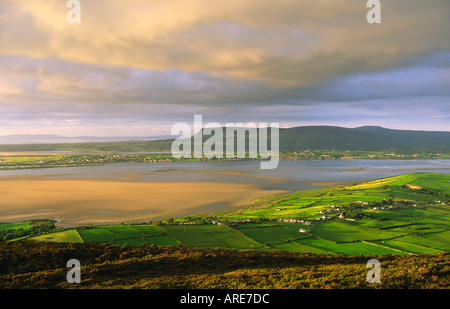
[1,159,449,192]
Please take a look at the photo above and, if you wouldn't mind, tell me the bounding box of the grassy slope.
[31,229,84,243]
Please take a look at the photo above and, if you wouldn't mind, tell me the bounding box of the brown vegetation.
[0,241,448,289]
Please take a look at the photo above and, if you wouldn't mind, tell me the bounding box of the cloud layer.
[0,0,449,135]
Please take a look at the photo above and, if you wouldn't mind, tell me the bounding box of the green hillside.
[175,125,450,153]
[279,126,450,151]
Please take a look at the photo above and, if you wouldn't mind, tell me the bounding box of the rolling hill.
[0,126,449,153]
[278,126,450,151]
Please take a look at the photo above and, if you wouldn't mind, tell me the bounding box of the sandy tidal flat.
[0,178,285,227]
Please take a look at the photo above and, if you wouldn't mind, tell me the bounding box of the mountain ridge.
[0,125,449,152]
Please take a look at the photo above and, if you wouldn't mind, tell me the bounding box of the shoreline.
[2,159,449,228]
[1,157,450,171]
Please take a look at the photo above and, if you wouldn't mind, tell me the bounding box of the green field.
[31,229,84,243]
[75,225,179,246]
[162,224,263,249]
[0,222,33,231]
[0,219,56,241]
[27,224,179,247]
[0,220,53,232]
[296,237,403,255]
[370,239,444,255]
[311,221,407,243]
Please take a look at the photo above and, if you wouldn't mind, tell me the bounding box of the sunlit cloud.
[0,0,449,136]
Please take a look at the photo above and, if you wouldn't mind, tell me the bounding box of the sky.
[0,0,449,137]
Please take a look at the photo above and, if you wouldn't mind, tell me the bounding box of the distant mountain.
[278,126,450,151]
[0,126,449,152]
[191,125,450,151]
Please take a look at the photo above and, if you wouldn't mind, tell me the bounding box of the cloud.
[2,0,449,85]
[0,0,449,134]
[0,55,268,106]
[2,50,449,106]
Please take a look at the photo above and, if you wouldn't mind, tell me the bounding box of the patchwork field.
[6,173,450,256]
